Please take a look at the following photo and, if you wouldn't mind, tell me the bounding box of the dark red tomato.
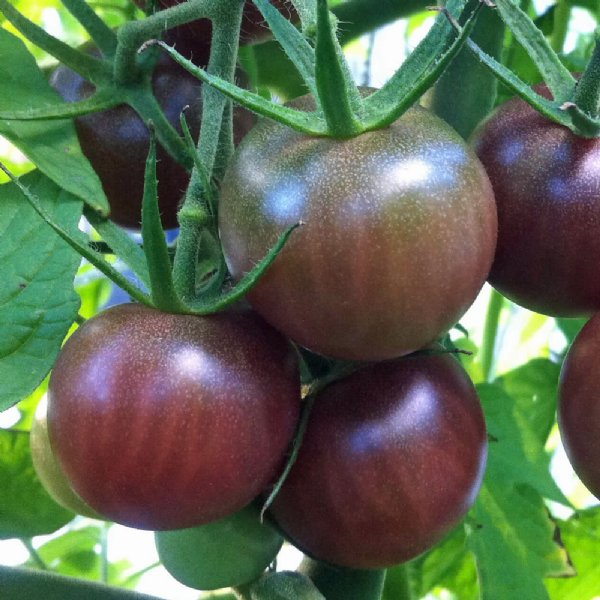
[219,104,497,361]
[50,56,201,229]
[472,89,600,316]
[134,0,297,47]
[47,304,300,530]
[50,51,254,229]
[269,353,487,569]
[558,313,600,499]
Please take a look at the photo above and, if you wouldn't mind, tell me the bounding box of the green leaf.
[479,383,567,504]
[0,565,163,600]
[249,571,325,600]
[0,171,82,411]
[547,506,600,599]
[0,28,107,214]
[468,485,573,600]
[465,384,574,600]
[495,358,561,446]
[0,429,73,539]
[404,527,478,600]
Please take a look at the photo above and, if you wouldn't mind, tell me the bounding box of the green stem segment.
[172,2,244,302]
[60,0,118,57]
[573,29,600,119]
[550,1,570,54]
[481,289,504,382]
[0,0,108,81]
[21,539,47,571]
[141,134,185,312]
[314,0,362,137]
[426,0,505,139]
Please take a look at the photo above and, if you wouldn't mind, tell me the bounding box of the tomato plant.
[47,304,301,530]
[558,312,600,500]
[219,103,497,361]
[472,89,600,317]
[155,503,283,590]
[269,353,487,569]
[1,1,600,599]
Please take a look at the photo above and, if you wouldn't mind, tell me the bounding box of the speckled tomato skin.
[219,105,497,361]
[558,314,600,499]
[269,353,487,569]
[47,304,300,530]
[473,93,600,316]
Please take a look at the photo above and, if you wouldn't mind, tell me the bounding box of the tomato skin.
[219,104,497,361]
[50,58,201,229]
[47,304,301,530]
[558,313,600,499]
[30,399,101,519]
[155,503,283,590]
[269,353,487,569]
[472,93,600,316]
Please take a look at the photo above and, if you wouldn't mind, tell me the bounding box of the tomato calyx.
[454,0,600,137]
[147,0,481,139]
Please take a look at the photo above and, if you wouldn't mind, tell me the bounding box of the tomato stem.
[20,539,48,571]
[0,0,109,82]
[141,133,186,312]
[60,0,118,57]
[426,0,504,139]
[550,1,571,54]
[481,289,504,382]
[314,0,363,138]
[573,29,600,121]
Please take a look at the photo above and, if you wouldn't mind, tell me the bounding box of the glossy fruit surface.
[269,353,487,568]
[47,304,300,530]
[50,54,204,229]
[219,104,497,361]
[155,503,283,590]
[558,313,600,499]
[30,399,100,519]
[472,91,600,316]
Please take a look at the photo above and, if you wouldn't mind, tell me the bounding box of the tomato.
[558,312,600,499]
[155,503,282,590]
[30,398,101,519]
[134,0,297,47]
[269,353,487,569]
[219,103,497,361]
[472,90,600,316]
[50,51,253,229]
[47,304,301,530]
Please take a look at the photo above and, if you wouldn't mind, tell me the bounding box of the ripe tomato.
[219,104,497,361]
[47,304,300,530]
[558,313,600,499]
[50,51,253,229]
[30,398,100,519]
[269,353,488,569]
[155,503,283,590]
[472,90,600,316]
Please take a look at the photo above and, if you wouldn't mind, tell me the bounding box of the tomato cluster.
[36,6,500,590]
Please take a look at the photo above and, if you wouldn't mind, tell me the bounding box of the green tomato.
[155,503,283,591]
[30,398,101,520]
